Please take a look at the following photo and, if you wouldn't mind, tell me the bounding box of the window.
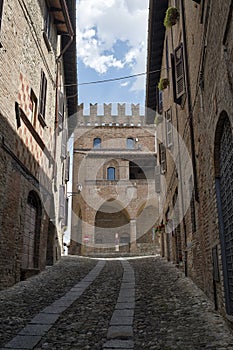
[159,143,167,174]
[107,167,115,180]
[171,44,185,104]
[38,70,47,122]
[64,154,70,182]
[127,138,134,149]
[58,90,64,132]
[30,89,38,127]
[165,109,173,148]
[93,138,101,149]
[174,44,185,98]
[43,5,52,50]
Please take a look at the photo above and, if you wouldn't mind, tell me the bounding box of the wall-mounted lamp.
[77,184,82,193]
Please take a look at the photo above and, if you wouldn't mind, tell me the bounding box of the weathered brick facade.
[146,0,233,320]
[0,0,77,289]
[69,104,160,256]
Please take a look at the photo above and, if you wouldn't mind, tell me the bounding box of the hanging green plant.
[164,7,180,28]
[158,78,169,91]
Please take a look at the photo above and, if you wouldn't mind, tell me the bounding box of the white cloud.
[121,82,129,87]
[77,0,149,90]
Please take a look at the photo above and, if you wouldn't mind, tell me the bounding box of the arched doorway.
[21,191,42,271]
[215,113,233,315]
[95,200,130,251]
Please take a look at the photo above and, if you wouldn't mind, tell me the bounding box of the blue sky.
[76,0,149,110]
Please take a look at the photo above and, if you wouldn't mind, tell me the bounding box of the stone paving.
[0,255,233,350]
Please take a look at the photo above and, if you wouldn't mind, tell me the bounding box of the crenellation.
[77,103,146,125]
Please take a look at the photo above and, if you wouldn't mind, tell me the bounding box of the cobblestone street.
[0,256,233,350]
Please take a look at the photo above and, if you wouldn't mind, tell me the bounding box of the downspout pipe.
[53,0,74,181]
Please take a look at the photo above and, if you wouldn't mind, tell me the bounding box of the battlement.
[76,103,147,126]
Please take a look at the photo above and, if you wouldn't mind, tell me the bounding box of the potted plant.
[164,7,180,28]
[158,78,169,91]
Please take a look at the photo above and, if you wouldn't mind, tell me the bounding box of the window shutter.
[165,109,173,148]
[174,44,185,99]
[65,154,70,182]
[159,143,167,174]
[155,165,161,193]
[61,130,67,160]
[58,91,64,132]
[39,70,47,118]
[59,185,65,220]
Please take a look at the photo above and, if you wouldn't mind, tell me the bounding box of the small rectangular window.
[39,70,47,120]
[159,143,167,174]
[127,138,134,149]
[156,87,163,115]
[165,109,173,148]
[107,167,115,180]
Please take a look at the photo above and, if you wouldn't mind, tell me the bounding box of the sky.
[76,0,150,111]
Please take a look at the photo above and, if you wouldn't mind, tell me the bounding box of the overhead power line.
[65,68,168,87]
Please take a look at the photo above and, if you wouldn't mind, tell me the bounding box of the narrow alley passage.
[0,256,233,350]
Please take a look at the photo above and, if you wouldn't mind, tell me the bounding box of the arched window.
[107,167,115,180]
[127,137,134,149]
[93,138,101,149]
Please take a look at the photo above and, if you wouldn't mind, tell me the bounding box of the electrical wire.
[65,67,168,87]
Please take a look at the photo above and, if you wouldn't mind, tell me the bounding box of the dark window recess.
[192,0,201,3]
[30,89,38,127]
[165,109,173,148]
[15,102,21,128]
[159,143,167,174]
[64,154,70,182]
[61,130,67,160]
[93,137,101,149]
[129,161,146,180]
[39,70,47,124]
[107,167,115,180]
[59,185,65,220]
[58,91,64,132]
[43,6,52,51]
[189,176,196,233]
[127,138,134,149]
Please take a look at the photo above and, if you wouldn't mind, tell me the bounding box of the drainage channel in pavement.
[103,259,135,350]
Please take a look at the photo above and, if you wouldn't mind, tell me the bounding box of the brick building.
[146,0,233,319]
[0,0,77,289]
[69,103,160,256]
